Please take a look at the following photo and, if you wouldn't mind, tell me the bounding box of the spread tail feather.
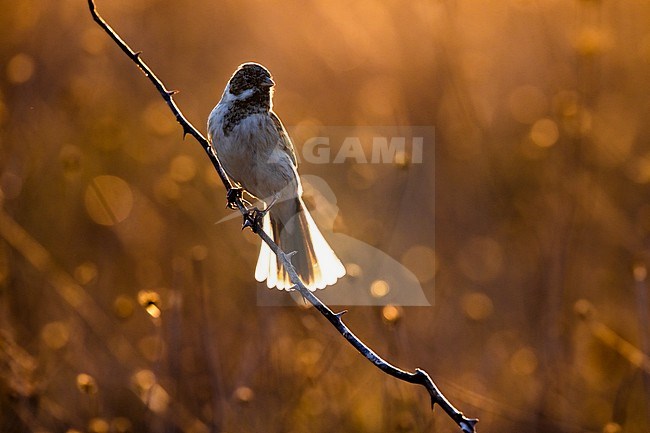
[255,198,345,291]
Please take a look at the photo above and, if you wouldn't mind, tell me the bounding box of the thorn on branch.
[242,216,254,231]
[334,310,348,318]
[166,89,179,96]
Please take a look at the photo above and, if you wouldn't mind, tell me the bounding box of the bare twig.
[86,1,478,431]
[256,229,478,432]
[575,299,650,374]
[0,208,209,431]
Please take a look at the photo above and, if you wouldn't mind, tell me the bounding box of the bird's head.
[227,63,275,98]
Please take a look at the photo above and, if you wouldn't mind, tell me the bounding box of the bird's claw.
[227,187,252,210]
[226,187,243,210]
[242,207,266,233]
[242,197,278,233]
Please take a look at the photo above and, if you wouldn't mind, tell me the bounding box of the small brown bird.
[207,63,345,290]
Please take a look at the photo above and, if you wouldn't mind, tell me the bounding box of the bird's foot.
[226,187,244,209]
[242,207,266,233]
[242,197,277,233]
[227,187,253,211]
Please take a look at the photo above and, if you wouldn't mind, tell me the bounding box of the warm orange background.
[1,1,650,432]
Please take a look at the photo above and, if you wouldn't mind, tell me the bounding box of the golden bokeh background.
[2,1,650,432]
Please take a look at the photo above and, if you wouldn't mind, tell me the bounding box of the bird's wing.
[270,111,297,167]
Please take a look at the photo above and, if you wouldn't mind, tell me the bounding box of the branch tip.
[460,418,479,433]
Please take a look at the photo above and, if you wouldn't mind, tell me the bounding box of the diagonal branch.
[87,1,478,432]
[256,229,478,433]
[87,0,231,189]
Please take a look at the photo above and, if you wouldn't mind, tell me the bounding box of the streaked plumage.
[207,63,345,290]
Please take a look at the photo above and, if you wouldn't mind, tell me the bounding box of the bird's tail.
[255,198,345,291]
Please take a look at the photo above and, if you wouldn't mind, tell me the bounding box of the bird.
[207,62,346,291]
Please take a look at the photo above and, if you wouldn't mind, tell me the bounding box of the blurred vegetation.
[1,0,650,432]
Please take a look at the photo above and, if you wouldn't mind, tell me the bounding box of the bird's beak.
[260,77,275,88]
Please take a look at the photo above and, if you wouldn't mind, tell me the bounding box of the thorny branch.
[87,1,478,432]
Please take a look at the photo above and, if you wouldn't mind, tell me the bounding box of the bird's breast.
[208,108,296,202]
